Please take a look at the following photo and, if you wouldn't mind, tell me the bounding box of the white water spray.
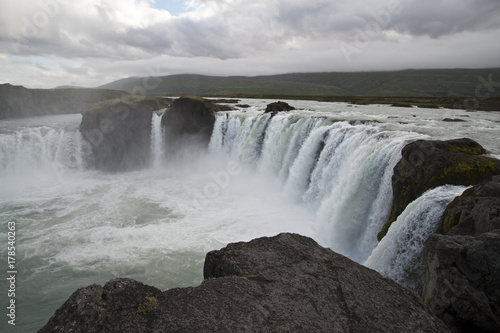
[209,112,424,262]
[364,185,469,292]
[150,111,165,168]
[0,122,91,193]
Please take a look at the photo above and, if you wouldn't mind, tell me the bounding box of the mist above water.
[0,100,499,332]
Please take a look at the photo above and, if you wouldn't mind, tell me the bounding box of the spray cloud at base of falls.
[3,103,497,332]
[0,116,93,195]
[208,112,425,263]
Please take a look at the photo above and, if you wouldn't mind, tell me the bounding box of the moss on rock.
[379,138,500,241]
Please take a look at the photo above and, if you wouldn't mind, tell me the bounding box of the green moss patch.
[138,296,158,315]
[84,95,170,116]
[435,159,497,183]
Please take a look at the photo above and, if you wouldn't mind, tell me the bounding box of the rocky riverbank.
[64,99,500,332]
[38,233,449,333]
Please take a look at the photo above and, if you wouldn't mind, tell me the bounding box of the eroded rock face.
[379,138,500,240]
[79,96,171,171]
[38,233,449,333]
[161,96,216,157]
[423,232,500,333]
[423,177,500,332]
[441,176,500,235]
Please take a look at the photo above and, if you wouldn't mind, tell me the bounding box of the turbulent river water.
[1,99,499,332]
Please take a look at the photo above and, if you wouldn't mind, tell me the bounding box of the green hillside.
[99,68,500,98]
[0,84,130,119]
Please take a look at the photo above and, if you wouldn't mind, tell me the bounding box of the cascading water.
[0,119,92,197]
[364,185,469,293]
[0,127,87,175]
[2,102,497,332]
[209,112,424,263]
[150,111,165,168]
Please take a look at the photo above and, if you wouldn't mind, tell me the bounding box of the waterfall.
[364,185,469,293]
[0,125,90,182]
[150,111,165,168]
[209,112,424,262]
[1,111,468,289]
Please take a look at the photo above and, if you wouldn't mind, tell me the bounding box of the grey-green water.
[1,100,499,332]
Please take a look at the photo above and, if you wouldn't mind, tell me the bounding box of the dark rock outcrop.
[161,96,216,156]
[441,176,500,235]
[443,118,466,122]
[79,96,171,171]
[0,83,130,119]
[38,233,449,333]
[379,138,500,240]
[423,232,500,333]
[264,101,296,114]
[422,177,500,332]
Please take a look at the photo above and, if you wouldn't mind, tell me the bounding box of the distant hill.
[0,84,130,119]
[98,68,500,97]
[54,85,85,89]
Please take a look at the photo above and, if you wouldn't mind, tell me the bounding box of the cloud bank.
[1,0,499,88]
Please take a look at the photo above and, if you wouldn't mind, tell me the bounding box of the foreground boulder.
[80,96,171,171]
[379,138,500,240]
[161,96,216,156]
[39,233,449,333]
[423,232,500,332]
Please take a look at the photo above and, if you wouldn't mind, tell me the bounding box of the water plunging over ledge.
[0,100,499,332]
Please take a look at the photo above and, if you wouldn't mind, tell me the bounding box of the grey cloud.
[362,0,500,39]
[1,0,500,89]
[3,0,500,61]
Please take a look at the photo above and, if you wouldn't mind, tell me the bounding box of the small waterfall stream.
[150,111,165,168]
[364,185,469,293]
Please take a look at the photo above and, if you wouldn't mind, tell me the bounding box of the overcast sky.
[1,0,500,88]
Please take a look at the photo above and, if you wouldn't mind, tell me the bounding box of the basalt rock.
[422,177,500,332]
[378,138,500,241]
[79,96,171,171]
[38,233,449,333]
[423,232,500,333]
[161,96,216,156]
[441,176,500,235]
[264,101,296,114]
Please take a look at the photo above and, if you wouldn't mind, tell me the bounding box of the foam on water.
[0,103,498,332]
[364,185,469,293]
[211,112,424,262]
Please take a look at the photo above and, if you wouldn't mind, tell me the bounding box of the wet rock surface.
[441,176,500,235]
[379,138,500,240]
[79,96,171,171]
[161,96,216,156]
[264,101,296,114]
